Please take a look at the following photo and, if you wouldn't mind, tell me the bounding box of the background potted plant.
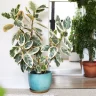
[68,0,87,8]
[70,0,96,77]
[69,9,81,62]
[1,1,68,93]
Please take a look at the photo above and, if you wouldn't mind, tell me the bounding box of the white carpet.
[5,89,96,96]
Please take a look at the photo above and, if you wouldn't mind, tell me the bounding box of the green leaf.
[2,12,11,19]
[48,46,58,59]
[25,7,31,14]
[36,22,47,28]
[24,40,33,49]
[39,56,46,63]
[28,47,40,55]
[36,65,41,73]
[10,47,20,57]
[38,5,47,9]
[41,64,47,71]
[18,32,25,46]
[32,35,42,46]
[14,53,22,63]
[55,52,62,63]
[51,36,59,45]
[36,9,45,13]
[29,1,36,12]
[20,60,27,72]
[41,45,50,52]
[3,24,14,32]
[24,33,31,42]
[12,30,22,44]
[23,54,33,68]
[14,20,22,27]
[61,46,70,55]
[63,16,71,29]
[54,58,60,67]
[34,28,42,32]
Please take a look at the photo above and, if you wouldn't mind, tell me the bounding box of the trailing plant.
[69,9,82,52]
[72,0,96,62]
[2,1,64,73]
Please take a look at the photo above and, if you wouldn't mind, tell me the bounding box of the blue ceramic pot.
[28,71,52,92]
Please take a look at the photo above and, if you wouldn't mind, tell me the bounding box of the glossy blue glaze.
[28,71,52,92]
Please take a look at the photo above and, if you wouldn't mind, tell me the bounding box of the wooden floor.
[51,75,96,88]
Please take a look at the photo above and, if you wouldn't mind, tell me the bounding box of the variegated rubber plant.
[50,15,72,60]
[2,1,63,73]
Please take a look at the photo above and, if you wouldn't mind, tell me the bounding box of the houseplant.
[1,1,69,92]
[69,0,96,77]
[69,9,81,62]
[55,15,72,59]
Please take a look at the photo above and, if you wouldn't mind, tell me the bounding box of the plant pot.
[28,71,52,93]
[69,52,80,62]
[83,61,96,78]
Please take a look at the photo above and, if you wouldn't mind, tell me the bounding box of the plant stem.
[31,20,33,37]
[89,49,93,62]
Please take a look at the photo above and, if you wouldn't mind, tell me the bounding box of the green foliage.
[0,87,5,96]
[2,4,20,20]
[70,0,96,61]
[69,9,82,52]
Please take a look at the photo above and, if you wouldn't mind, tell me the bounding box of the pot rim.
[29,71,52,75]
[83,61,96,66]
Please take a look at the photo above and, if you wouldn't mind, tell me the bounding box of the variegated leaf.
[10,47,20,57]
[55,52,62,63]
[28,47,40,55]
[36,65,41,73]
[61,46,70,55]
[51,36,59,45]
[18,32,25,46]
[3,24,14,32]
[63,16,71,29]
[16,11,24,20]
[48,46,58,59]
[20,60,27,72]
[54,58,60,67]
[14,53,22,63]
[12,30,22,44]
[29,1,36,12]
[26,14,34,20]
[24,33,31,42]
[23,54,33,68]
[24,40,33,49]
[41,45,50,52]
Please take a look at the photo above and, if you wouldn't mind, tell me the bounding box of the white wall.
[0,0,49,88]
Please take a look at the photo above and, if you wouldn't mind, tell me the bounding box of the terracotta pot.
[83,61,96,78]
